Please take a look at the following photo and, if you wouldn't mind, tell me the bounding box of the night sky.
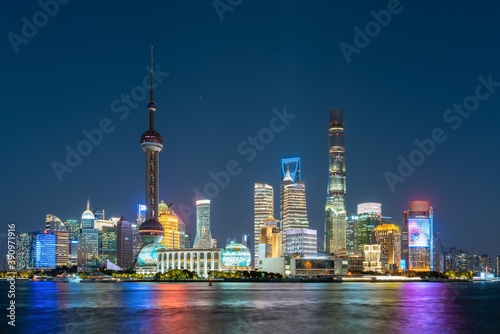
[1,1,499,262]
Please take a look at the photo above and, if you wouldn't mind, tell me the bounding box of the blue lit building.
[36,232,56,268]
[280,157,301,183]
[16,232,37,270]
[402,201,434,271]
[81,199,95,229]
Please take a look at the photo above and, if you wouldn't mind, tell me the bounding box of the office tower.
[45,214,64,231]
[281,178,309,251]
[433,232,445,272]
[241,233,251,249]
[325,109,347,253]
[93,209,105,220]
[64,220,79,241]
[158,200,180,249]
[117,215,134,270]
[254,183,274,269]
[77,199,99,270]
[372,224,401,270]
[357,203,382,251]
[259,217,282,259]
[16,232,37,270]
[81,199,95,228]
[69,240,78,266]
[193,199,211,248]
[346,211,358,250]
[36,232,56,269]
[96,221,117,264]
[138,49,165,248]
[363,244,383,272]
[77,228,99,269]
[402,201,433,271]
[285,228,317,258]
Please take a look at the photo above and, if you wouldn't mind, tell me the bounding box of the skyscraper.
[77,199,99,270]
[16,232,36,270]
[325,109,346,253]
[254,183,274,268]
[433,232,444,273]
[281,177,309,250]
[258,217,282,259]
[357,203,382,251]
[117,215,134,270]
[64,220,79,241]
[194,199,211,248]
[372,224,401,270]
[93,209,105,220]
[46,214,70,267]
[280,157,301,183]
[402,201,434,271]
[138,48,165,247]
[36,232,56,269]
[285,229,317,258]
[346,211,358,250]
[158,200,180,250]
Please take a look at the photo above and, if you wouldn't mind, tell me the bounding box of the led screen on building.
[408,218,430,247]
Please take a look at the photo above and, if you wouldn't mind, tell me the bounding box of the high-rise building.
[402,201,433,271]
[346,211,358,250]
[96,220,117,264]
[193,199,211,248]
[69,240,78,266]
[325,109,347,253]
[241,233,251,249]
[81,199,95,229]
[285,228,317,258]
[372,224,401,270]
[254,183,274,269]
[158,200,181,250]
[117,215,134,270]
[357,203,382,251]
[258,217,282,259]
[16,232,37,270]
[363,244,383,272]
[78,200,99,270]
[93,209,105,220]
[45,214,64,232]
[36,232,56,269]
[64,220,79,241]
[281,177,309,251]
[433,232,445,272]
[280,157,301,183]
[46,214,70,267]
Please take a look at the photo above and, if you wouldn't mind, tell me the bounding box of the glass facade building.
[194,199,211,248]
[285,228,317,258]
[281,181,309,251]
[36,232,56,268]
[158,200,181,250]
[402,201,433,271]
[372,224,401,269]
[77,228,99,269]
[346,212,358,250]
[16,232,37,270]
[325,109,347,253]
[117,215,134,270]
[357,203,382,251]
[254,183,274,269]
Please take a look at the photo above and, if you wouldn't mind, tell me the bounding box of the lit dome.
[137,243,168,267]
[158,200,169,212]
[221,243,251,267]
[138,218,164,244]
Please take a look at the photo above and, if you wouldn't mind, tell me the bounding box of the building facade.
[281,178,309,251]
[36,232,56,269]
[372,224,401,270]
[346,212,358,250]
[258,217,282,261]
[285,228,317,258]
[194,199,211,248]
[117,215,134,270]
[253,183,274,269]
[402,201,434,271]
[16,232,37,270]
[158,200,181,250]
[357,203,382,251]
[325,109,347,253]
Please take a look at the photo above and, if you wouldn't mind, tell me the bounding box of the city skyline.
[2,1,500,262]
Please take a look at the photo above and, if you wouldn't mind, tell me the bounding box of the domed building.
[136,243,169,274]
[221,242,252,270]
[81,199,95,228]
[138,218,164,245]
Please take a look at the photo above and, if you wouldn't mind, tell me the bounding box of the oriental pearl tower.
[138,48,164,245]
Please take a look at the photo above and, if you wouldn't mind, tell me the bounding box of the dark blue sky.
[1,0,499,261]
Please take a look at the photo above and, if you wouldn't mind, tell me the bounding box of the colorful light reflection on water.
[1,281,499,333]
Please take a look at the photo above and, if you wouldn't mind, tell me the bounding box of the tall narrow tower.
[325,109,346,253]
[138,48,164,245]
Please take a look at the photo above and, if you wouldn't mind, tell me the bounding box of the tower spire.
[150,47,154,103]
[87,198,90,211]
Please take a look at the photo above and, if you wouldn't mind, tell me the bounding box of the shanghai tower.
[324,109,346,253]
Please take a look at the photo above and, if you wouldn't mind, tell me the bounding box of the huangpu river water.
[1,281,499,333]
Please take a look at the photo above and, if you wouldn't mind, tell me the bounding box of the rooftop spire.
[87,198,90,211]
[148,47,156,130]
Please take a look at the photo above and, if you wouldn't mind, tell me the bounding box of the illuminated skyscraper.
[280,157,301,183]
[36,232,56,269]
[158,200,181,250]
[285,229,317,258]
[346,211,358,250]
[78,199,99,270]
[259,217,282,259]
[254,183,274,268]
[357,203,382,251]
[93,209,105,220]
[281,175,309,251]
[81,199,95,229]
[64,220,79,241]
[138,48,165,246]
[95,220,117,264]
[372,224,401,270]
[325,109,346,253]
[194,199,211,248]
[402,201,434,271]
[46,214,70,267]
[117,215,134,269]
[16,232,36,270]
